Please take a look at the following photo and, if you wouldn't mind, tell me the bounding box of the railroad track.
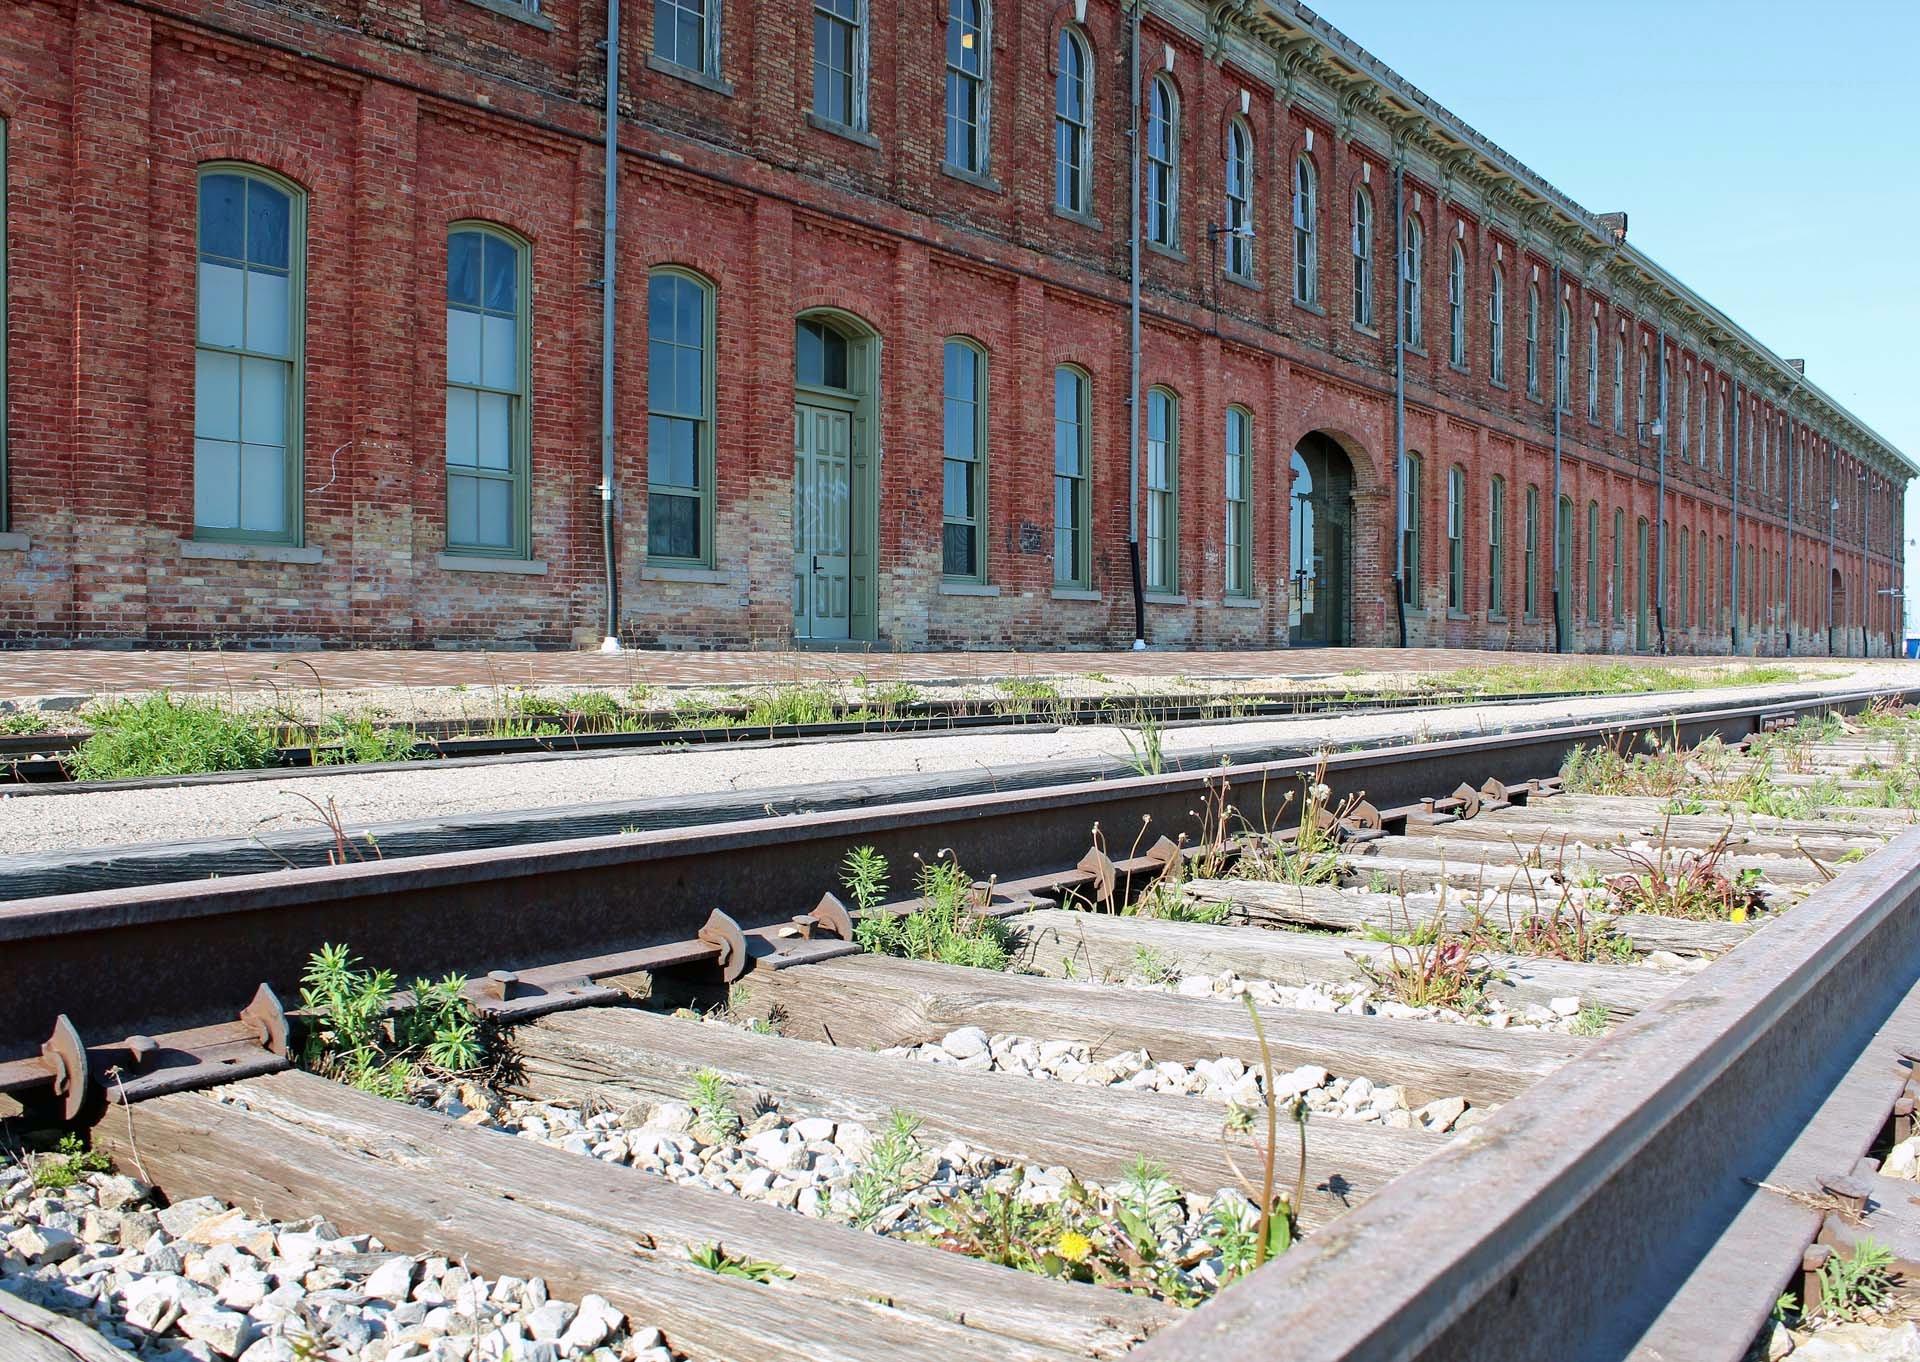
[0,681,1768,788]
[3,686,1919,1361]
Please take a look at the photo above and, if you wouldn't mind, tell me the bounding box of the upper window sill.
[1490,378,1510,392]
[1224,271,1263,293]
[437,552,547,576]
[0,531,26,552]
[940,163,1001,195]
[1353,322,1381,339]
[646,52,733,97]
[806,113,880,150]
[1449,360,1471,376]
[1221,595,1261,609]
[642,564,729,584]
[1291,296,1325,317]
[1051,585,1101,601]
[181,539,322,565]
[1144,591,1188,606]
[938,580,1000,597]
[459,0,553,30]
[1051,204,1103,233]
[1145,239,1188,264]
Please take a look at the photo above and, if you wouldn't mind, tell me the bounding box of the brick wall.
[0,0,1902,655]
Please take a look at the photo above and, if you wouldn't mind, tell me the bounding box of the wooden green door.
[793,402,853,640]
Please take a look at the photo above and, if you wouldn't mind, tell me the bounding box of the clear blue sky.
[1305,0,1920,632]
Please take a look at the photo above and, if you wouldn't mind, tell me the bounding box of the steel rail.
[2,686,1906,1064]
[1131,827,1920,1362]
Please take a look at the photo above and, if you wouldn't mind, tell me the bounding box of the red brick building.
[0,0,1906,653]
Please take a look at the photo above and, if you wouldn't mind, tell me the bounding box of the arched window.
[1554,301,1570,413]
[1586,320,1599,422]
[1488,266,1506,384]
[1446,464,1467,612]
[1677,368,1691,460]
[654,0,720,78]
[812,0,867,130]
[1145,386,1179,591]
[1523,484,1540,618]
[1611,507,1626,623]
[1401,215,1422,349]
[646,268,715,564]
[1524,283,1540,398]
[1145,77,1179,248]
[1054,27,1091,214]
[1555,494,1573,624]
[1351,188,1374,328]
[1446,242,1465,366]
[1637,346,1649,438]
[944,0,989,174]
[1679,530,1691,629]
[1052,366,1090,587]
[1224,121,1254,280]
[195,165,305,543]
[941,338,987,581]
[1292,156,1317,303]
[1699,529,1710,629]
[1612,336,1625,431]
[1225,406,1253,597]
[1400,451,1422,605]
[1585,500,1600,620]
[1487,475,1506,615]
[446,225,531,557]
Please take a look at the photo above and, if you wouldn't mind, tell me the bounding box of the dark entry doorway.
[1289,433,1354,646]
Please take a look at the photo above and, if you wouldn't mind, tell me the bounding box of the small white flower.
[1310,783,1331,802]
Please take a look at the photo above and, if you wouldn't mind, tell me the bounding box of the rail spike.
[806,891,856,942]
[699,908,751,982]
[241,982,291,1058]
[41,1015,89,1122]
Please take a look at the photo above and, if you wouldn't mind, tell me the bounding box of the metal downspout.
[1729,376,1741,654]
[1785,397,1798,654]
[1654,327,1668,654]
[1827,438,1837,655]
[1549,260,1563,653]
[1392,162,1407,649]
[1124,3,1145,650]
[596,0,622,652]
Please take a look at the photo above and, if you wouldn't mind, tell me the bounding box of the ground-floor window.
[1146,387,1179,592]
[1224,406,1253,597]
[1052,366,1090,587]
[941,339,986,581]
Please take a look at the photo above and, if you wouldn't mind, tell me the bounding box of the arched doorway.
[1289,433,1354,646]
[793,312,880,644]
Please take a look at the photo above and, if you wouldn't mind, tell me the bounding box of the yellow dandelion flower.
[1730,907,1748,924]
[1057,1230,1094,1263]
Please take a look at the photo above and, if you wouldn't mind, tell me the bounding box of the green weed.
[297,944,486,1097]
[688,1068,742,1141]
[688,1243,794,1283]
[70,693,279,780]
[854,854,1010,970]
[846,1110,924,1226]
[30,1134,111,1190]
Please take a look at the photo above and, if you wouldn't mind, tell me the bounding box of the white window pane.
[195,351,241,441]
[477,478,512,548]
[448,473,479,546]
[239,356,286,445]
[195,439,241,529]
[476,392,512,471]
[445,389,478,468]
[481,314,517,391]
[239,444,287,533]
[244,270,290,357]
[447,310,482,386]
[198,262,245,349]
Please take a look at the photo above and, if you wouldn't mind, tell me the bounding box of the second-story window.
[1400,214,1422,349]
[812,0,866,131]
[653,0,718,78]
[1637,346,1648,437]
[1612,336,1625,431]
[1586,320,1599,422]
[1146,76,1179,248]
[1488,265,1505,384]
[1292,156,1317,303]
[1224,121,1254,280]
[945,0,988,175]
[1054,27,1091,215]
[1677,368,1691,461]
[1554,301,1570,413]
[1524,283,1539,397]
[1446,241,1465,365]
[1351,188,1374,328]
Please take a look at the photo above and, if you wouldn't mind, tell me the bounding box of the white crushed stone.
[0,1157,668,1362]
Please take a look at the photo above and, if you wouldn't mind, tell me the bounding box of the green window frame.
[1523,484,1539,618]
[1145,387,1179,592]
[1679,531,1691,629]
[1612,336,1625,431]
[1146,77,1179,249]
[1699,530,1709,628]
[1555,494,1574,621]
[1401,216,1422,349]
[1225,405,1253,598]
[444,224,532,558]
[194,163,305,545]
[1052,366,1091,588]
[654,0,720,77]
[1612,508,1626,623]
[1486,475,1505,616]
[646,267,716,566]
[0,120,8,533]
[1445,464,1466,613]
[1524,284,1539,397]
[1399,451,1422,606]
[812,0,867,131]
[941,338,987,582]
[1586,501,1600,621]
[1586,320,1599,422]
